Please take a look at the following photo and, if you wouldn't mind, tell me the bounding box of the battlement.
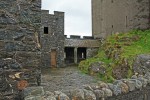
[54,11,64,16]
[83,36,94,39]
[41,10,49,14]
[64,35,94,40]
[42,10,64,16]
[70,35,81,39]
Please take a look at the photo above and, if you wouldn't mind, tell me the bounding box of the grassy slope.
[79,30,150,83]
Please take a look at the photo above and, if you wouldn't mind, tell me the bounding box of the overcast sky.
[42,0,92,37]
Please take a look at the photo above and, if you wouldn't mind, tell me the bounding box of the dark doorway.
[65,47,74,64]
[77,47,86,63]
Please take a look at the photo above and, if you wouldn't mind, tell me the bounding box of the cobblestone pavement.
[41,65,98,93]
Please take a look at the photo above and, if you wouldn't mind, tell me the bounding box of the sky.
[42,0,92,37]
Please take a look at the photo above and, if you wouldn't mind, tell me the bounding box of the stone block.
[23,86,45,98]
[15,51,41,68]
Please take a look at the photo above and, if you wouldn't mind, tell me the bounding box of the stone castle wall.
[24,85,150,100]
[40,10,65,67]
[92,0,150,38]
[40,10,100,67]
[0,0,41,68]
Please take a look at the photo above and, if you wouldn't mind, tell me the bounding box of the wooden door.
[51,49,57,68]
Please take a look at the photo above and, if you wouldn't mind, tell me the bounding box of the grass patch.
[79,30,150,82]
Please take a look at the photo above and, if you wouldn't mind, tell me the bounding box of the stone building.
[0,0,41,68]
[64,35,100,64]
[40,10,65,67]
[40,10,100,67]
[92,0,150,38]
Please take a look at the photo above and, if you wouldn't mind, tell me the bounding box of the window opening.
[125,16,128,28]
[44,27,48,34]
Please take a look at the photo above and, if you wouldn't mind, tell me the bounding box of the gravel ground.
[41,65,98,93]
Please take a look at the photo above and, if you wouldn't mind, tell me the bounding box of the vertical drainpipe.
[74,47,78,64]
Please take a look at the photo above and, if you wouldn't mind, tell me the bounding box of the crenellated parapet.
[64,35,100,48]
[65,38,100,48]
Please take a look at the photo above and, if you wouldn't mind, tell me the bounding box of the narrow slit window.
[44,27,48,34]
[126,16,128,28]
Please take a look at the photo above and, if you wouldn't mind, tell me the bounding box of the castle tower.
[92,0,150,38]
[40,10,65,67]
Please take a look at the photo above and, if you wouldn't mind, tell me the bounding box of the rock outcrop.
[133,54,150,75]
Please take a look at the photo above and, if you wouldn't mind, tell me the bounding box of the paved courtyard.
[41,65,98,93]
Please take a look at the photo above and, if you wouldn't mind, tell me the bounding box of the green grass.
[78,30,150,82]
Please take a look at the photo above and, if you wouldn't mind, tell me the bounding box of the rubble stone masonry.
[40,10,65,67]
[0,0,41,68]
